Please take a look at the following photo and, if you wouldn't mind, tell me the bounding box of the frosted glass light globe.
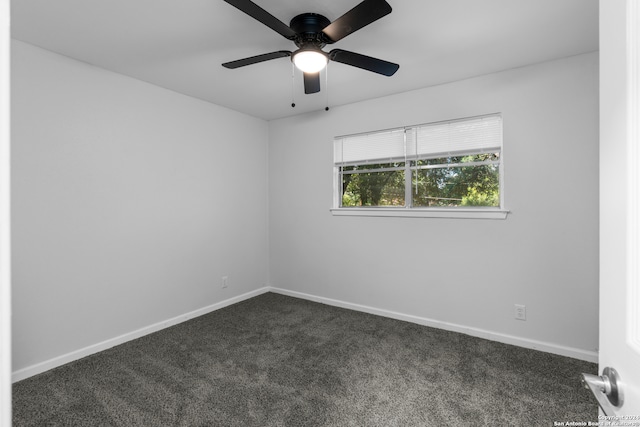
[293,50,328,73]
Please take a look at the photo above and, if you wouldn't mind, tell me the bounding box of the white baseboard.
[12,287,271,383]
[13,284,597,383]
[269,287,599,363]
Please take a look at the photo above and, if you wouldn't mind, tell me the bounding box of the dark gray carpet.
[13,292,597,426]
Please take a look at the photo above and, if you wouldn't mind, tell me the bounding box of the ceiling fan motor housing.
[290,13,331,49]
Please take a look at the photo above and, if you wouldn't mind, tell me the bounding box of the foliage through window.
[334,114,503,210]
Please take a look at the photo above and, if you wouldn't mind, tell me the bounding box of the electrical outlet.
[515,304,526,321]
[221,276,228,289]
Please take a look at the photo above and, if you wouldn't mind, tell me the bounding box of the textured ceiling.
[11,0,599,120]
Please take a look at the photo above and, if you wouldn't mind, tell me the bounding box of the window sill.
[330,208,509,219]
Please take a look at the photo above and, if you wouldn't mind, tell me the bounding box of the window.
[332,114,507,219]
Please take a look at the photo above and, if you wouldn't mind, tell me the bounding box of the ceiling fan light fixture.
[292,49,328,73]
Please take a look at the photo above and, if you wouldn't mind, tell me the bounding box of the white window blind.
[334,128,406,164]
[334,114,502,165]
[408,114,502,159]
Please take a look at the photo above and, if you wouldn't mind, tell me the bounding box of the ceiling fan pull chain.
[325,64,330,111]
[291,63,296,108]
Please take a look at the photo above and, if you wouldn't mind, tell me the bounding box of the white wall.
[268,52,599,359]
[11,40,269,375]
[11,38,599,379]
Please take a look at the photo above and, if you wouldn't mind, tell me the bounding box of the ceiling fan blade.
[223,0,297,39]
[329,49,399,76]
[303,72,321,94]
[322,0,392,43]
[222,51,291,69]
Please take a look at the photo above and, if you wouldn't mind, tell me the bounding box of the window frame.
[331,114,509,219]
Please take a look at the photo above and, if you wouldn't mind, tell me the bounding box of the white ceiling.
[11,0,598,121]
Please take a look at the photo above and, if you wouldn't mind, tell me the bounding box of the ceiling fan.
[221,0,399,95]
